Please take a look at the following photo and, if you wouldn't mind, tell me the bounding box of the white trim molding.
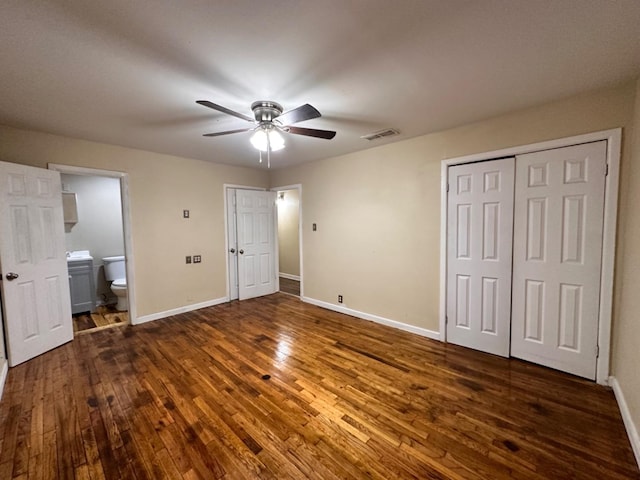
[0,360,8,401]
[610,376,640,468]
[278,272,300,281]
[440,129,621,385]
[302,296,440,340]
[135,297,228,325]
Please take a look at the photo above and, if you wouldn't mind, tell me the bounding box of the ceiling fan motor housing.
[251,101,283,123]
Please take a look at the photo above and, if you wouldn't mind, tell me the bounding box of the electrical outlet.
[183,209,190,218]
[193,255,201,263]
[186,255,192,264]
[338,295,343,303]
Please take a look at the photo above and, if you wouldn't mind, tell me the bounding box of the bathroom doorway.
[48,164,135,334]
[273,184,302,298]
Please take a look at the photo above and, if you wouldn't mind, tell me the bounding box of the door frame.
[223,184,268,301]
[271,184,303,298]
[439,128,621,385]
[47,164,137,325]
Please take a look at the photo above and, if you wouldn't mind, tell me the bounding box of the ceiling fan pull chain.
[267,134,271,169]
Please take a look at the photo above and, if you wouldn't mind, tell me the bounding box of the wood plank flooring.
[0,293,638,479]
[279,277,300,296]
[73,305,128,334]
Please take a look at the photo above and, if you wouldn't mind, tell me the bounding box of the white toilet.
[102,255,128,311]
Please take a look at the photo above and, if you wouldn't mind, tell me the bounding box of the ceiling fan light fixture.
[197,100,335,165]
[250,128,285,152]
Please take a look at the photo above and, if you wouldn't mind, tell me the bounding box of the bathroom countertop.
[67,250,93,262]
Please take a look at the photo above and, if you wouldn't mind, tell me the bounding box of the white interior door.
[0,161,73,367]
[227,189,239,301]
[511,142,607,379]
[446,158,515,357]
[236,190,277,300]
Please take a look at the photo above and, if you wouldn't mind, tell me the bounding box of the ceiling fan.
[196,100,336,166]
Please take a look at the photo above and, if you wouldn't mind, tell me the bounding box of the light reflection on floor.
[275,337,292,363]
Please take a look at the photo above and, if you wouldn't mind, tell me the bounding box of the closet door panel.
[511,141,607,379]
[446,158,515,357]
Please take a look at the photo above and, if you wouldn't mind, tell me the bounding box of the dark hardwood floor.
[279,277,300,296]
[0,293,637,479]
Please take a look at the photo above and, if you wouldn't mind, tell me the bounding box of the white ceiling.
[1,1,639,169]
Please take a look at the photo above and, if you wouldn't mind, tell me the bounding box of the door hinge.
[445,315,448,325]
[596,345,600,358]
[605,164,609,176]
[446,183,450,193]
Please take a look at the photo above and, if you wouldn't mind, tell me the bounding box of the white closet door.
[227,189,239,301]
[447,158,515,357]
[511,141,607,379]
[236,189,277,300]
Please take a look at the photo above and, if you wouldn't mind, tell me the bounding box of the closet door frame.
[439,128,621,385]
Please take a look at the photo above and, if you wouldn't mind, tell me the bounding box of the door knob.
[239,249,244,255]
[5,272,19,281]
[229,248,236,254]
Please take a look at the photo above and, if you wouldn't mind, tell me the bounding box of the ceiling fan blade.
[276,104,321,126]
[203,128,253,137]
[286,126,336,140]
[196,100,254,123]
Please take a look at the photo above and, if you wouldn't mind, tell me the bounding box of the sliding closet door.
[511,141,607,379]
[446,158,515,357]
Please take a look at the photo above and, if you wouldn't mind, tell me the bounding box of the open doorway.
[49,164,136,333]
[273,185,302,297]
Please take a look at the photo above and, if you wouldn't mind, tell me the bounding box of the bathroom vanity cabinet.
[68,259,96,314]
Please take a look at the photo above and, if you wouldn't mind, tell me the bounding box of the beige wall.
[612,78,640,447]
[269,81,636,333]
[276,189,300,277]
[0,125,269,317]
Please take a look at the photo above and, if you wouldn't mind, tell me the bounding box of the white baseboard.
[133,296,229,325]
[302,296,440,341]
[610,376,640,468]
[0,360,8,402]
[279,272,301,281]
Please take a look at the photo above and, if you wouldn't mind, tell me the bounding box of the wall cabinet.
[68,259,96,314]
[62,192,78,225]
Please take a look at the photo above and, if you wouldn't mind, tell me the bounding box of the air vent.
[360,128,400,141]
